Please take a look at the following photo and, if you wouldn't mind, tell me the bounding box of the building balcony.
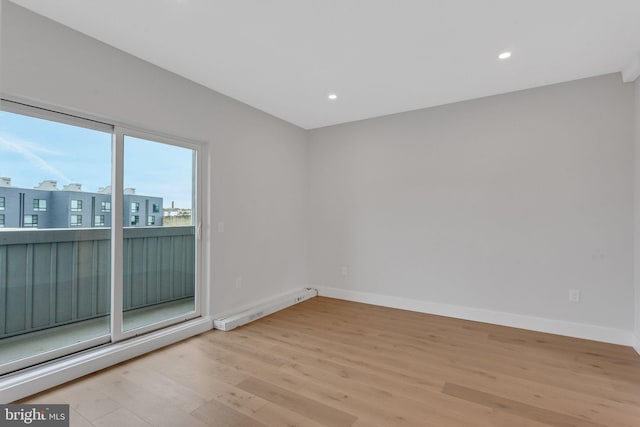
[0,226,195,371]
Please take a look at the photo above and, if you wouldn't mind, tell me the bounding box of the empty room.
[1,0,640,426]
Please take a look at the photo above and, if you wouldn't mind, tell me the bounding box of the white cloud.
[0,133,73,184]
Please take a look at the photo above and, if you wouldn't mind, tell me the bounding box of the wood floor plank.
[442,382,606,427]
[242,324,640,425]
[198,341,457,427]
[191,399,268,427]
[141,343,249,388]
[270,303,637,382]
[56,381,122,422]
[251,403,329,427]
[18,297,640,426]
[293,300,640,380]
[253,316,640,405]
[68,409,94,427]
[86,367,211,427]
[237,376,357,427]
[92,407,152,427]
[117,362,207,413]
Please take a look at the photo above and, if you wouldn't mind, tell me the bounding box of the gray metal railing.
[0,226,195,339]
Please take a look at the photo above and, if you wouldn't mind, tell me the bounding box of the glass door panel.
[0,107,112,374]
[121,134,197,333]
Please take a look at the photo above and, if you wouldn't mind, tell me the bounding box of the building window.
[23,215,38,228]
[0,196,5,210]
[101,201,111,212]
[147,215,156,225]
[70,215,82,227]
[131,202,140,213]
[0,214,4,227]
[130,215,139,226]
[71,200,83,211]
[152,203,160,213]
[95,215,105,226]
[33,199,47,211]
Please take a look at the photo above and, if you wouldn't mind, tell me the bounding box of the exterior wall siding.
[0,186,163,228]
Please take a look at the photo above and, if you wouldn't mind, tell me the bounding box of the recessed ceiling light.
[328,93,337,100]
[498,52,512,60]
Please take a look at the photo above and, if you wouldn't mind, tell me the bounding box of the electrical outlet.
[235,277,242,289]
[341,266,348,276]
[569,289,580,303]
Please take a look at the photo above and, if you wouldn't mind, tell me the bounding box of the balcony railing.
[0,226,195,339]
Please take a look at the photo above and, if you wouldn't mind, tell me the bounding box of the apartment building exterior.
[0,178,163,229]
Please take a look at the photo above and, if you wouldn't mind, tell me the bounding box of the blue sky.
[0,111,193,208]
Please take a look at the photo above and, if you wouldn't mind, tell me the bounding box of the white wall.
[2,1,637,345]
[309,74,635,333]
[0,1,309,315]
[634,77,640,344]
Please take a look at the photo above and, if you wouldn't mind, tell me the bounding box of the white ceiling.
[9,0,640,129]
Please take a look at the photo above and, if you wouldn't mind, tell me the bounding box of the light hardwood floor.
[19,297,640,426]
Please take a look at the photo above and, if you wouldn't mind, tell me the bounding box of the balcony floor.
[0,298,195,368]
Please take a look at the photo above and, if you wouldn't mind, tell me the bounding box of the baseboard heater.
[213,288,317,331]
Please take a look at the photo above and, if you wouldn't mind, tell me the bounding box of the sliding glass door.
[0,103,113,374]
[115,130,199,338]
[0,101,202,374]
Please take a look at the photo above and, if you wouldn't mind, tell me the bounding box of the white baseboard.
[316,286,633,346]
[632,333,640,355]
[214,288,317,331]
[212,287,318,321]
[0,317,213,403]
